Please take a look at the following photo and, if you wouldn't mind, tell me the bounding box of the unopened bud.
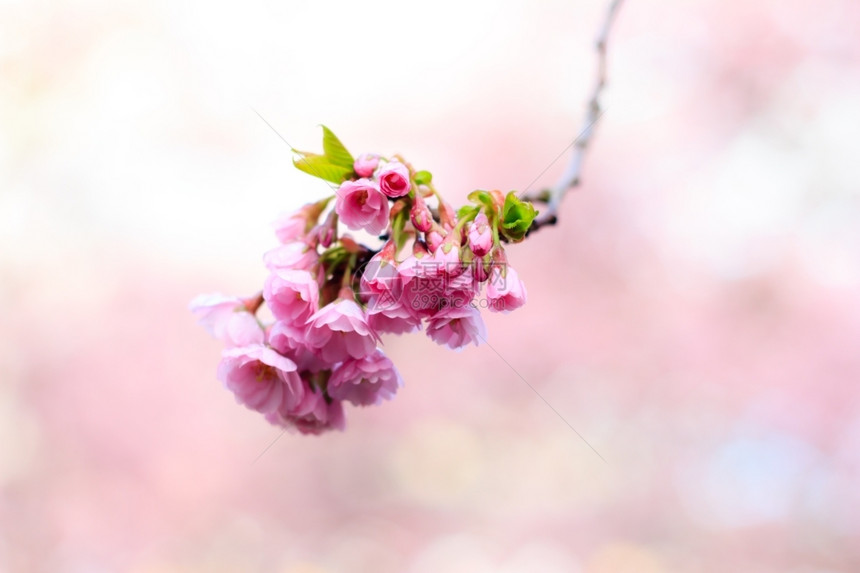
[426,230,444,253]
[410,193,433,233]
[468,212,492,257]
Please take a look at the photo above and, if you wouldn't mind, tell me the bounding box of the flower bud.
[472,256,490,283]
[467,212,492,257]
[438,199,457,230]
[354,153,379,178]
[377,161,411,198]
[410,192,433,233]
[426,230,444,253]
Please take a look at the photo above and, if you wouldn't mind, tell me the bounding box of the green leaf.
[467,190,496,212]
[293,153,353,184]
[391,208,409,252]
[500,192,538,242]
[321,125,354,168]
[414,170,432,185]
[457,204,480,220]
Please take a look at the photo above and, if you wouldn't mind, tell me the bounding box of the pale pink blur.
[2,0,860,572]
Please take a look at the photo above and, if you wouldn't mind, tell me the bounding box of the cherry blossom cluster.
[191,127,537,435]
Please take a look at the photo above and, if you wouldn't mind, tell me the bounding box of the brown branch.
[526,0,624,233]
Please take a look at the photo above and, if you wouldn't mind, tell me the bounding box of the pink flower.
[293,399,345,434]
[398,253,446,316]
[267,321,325,372]
[267,320,306,353]
[264,242,319,272]
[190,293,264,347]
[367,294,421,335]
[262,371,346,434]
[216,345,304,415]
[328,350,402,406]
[272,201,326,243]
[190,293,241,333]
[445,266,479,299]
[305,299,379,363]
[335,178,390,235]
[426,305,487,349]
[486,265,527,313]
[377,161,411,198]
[273,211,307,244]
[468,212,493,257]
[263,269,319,324]
[266,387,346,435]
[359,244,420,333]
[353,153,379,178]
[358,244,401,301]
[433,233,464,277]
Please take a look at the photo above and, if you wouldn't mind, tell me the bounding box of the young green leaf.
[293,153,353,184]
[500,192,538,242]
[321,125,355,168]
[467,190,496,212]
[457,204,481,220]
[391,208,409,252]
[414,170,432,185]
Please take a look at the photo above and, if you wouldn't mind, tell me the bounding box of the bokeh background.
[2,0,860,571]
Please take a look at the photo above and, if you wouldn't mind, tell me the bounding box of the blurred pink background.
[2,0,860,571]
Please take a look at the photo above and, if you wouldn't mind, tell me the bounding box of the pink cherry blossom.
[468,212,493,257]
[433,234,465,278]
[377,161,411,198]
[267,320,306,353]
[353,153,379,178]
[190,293,241,333]
[263,241,319,272]
[267,322,326,372]
[398,253,446,317]
[359,243,401,301]
[426,305,487,349]
[398,242,476,317]
[216,345,304,415]
[263,269,319,324]
[291,397,346,434]
[220,312,266,348]
[366,294,421,335]
[191,130,541,437]
[272,211,307,244]
[359,245,418,332]
[264,374,346,435]
[328,350,402,406]
[272,201,327,243]
[305,298,379,363]
[268,392,346,435]
[486,265,527,313]
[189,293,264,347]
[335,178,390,235]
[445,266,479,299]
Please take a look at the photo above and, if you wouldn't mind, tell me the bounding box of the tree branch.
[525,0,624,235]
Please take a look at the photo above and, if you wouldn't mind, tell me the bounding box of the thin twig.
[525,0,624,233]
